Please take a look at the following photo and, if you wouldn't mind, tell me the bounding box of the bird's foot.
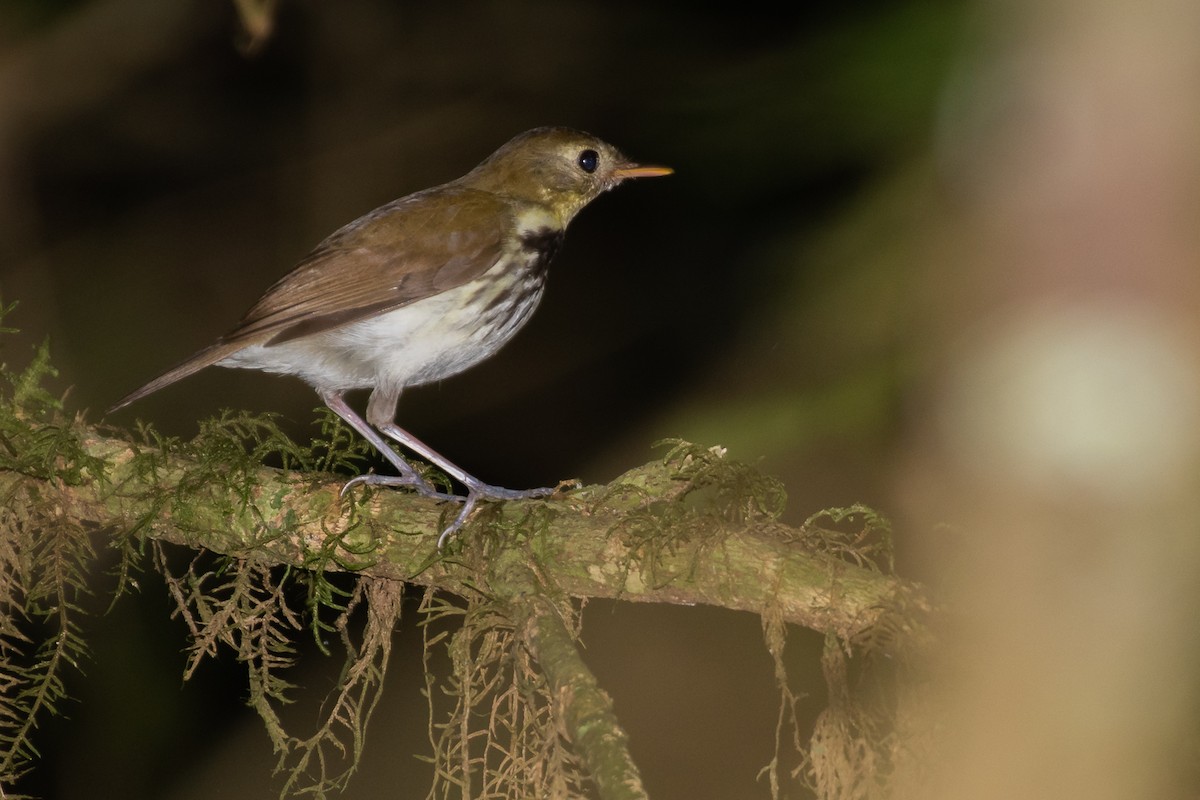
[340,472,460,502]
[465,482,558,501]
[434,480,571,549]
[342,473,573,550]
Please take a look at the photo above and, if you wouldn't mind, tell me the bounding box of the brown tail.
[107,340,247,414]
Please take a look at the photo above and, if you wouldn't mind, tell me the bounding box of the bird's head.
[460,127,672,224]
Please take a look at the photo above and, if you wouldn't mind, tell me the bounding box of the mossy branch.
[25,426,920,643]
[0,326,929,798]
[515,591,648,800]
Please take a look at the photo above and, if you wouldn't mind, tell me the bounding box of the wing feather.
[229,185,510,346]
[109,185,512,412]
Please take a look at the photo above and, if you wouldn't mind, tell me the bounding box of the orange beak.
[613,163,674,179]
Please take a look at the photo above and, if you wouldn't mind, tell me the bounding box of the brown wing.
[108,185,511,412]
[225,185,510,345]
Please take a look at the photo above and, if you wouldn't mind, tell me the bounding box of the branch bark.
[517,592,648,800]
[2,399,931,797]
[26,428,925,644]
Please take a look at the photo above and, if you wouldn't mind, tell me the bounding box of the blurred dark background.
[1,0,966,797]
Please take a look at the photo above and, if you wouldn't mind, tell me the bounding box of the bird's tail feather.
[107,340,246,414]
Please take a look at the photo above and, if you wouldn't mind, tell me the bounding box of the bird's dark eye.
[577,149,599,174]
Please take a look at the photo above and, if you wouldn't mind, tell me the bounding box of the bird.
[108,126,672,547]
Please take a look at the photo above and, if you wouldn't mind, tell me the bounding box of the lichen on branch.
[0,318,928,799]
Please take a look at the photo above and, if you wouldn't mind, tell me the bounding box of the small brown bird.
[109,127,671,546]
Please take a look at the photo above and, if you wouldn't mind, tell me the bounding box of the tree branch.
[21,428,924,643]
[516,591,648,800]
[1,372,929,796]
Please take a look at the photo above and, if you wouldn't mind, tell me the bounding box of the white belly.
[219,258,546,392]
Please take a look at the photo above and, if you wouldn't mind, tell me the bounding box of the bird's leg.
[373,422,558,548]
[363,387,556,547]
[318,389,457,501]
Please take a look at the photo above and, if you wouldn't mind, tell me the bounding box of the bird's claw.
[434,481,561,549]
[339,472,460,502]
[341,474,564,551]
[463,483,557,501]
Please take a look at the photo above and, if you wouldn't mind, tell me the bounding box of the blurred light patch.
[937,301,1200,502]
